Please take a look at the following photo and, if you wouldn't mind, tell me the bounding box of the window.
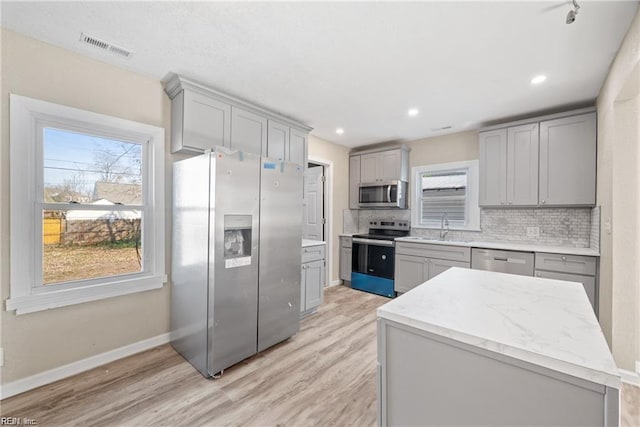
[8,95,166,314]
[411,160,480,231]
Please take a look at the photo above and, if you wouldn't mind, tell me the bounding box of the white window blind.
[421,171,468,224]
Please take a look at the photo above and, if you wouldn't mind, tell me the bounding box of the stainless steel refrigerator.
[171,148,303,377]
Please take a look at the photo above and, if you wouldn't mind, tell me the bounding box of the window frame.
[8,94,166,315]
[411,160,481,231]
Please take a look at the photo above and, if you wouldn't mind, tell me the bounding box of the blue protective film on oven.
[351,272,395,298]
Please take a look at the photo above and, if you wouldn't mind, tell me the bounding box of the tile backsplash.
[356,207,599,248]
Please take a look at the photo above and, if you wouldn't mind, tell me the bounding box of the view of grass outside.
[43,240,142,285]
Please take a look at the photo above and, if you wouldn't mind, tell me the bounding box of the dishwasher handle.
[493,257,508,261]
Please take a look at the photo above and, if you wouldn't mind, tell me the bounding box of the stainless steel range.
[351,220,410,298]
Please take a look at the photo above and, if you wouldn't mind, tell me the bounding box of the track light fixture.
[566,0,580,24]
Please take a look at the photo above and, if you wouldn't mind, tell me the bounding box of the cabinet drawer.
[302,244,325,263]
[535,253,596,276]
[396,242,471,263]
[340,236,352,248]
[534,270,596,313]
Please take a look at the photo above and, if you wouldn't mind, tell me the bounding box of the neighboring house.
[92,181,142,205]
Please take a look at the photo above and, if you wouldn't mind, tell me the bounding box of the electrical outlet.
[0,348,4,367]
[526,227,540,238]
[605,218,612,235]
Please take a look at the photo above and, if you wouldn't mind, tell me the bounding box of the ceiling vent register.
[79,32,134,59]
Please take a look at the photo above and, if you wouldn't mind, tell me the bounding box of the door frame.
[308,156,334,287]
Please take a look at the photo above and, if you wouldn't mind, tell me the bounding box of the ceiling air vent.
[79,33,134,59]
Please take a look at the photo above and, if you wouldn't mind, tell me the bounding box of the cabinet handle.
[500,201,505,205]
[508,201,513,205]
[541,200,546,204]
[561,256,567,261]
[536,272,542,277]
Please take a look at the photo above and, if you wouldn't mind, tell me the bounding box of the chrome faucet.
[440,213,449,240]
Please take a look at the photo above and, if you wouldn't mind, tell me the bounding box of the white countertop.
[302,239,326,248]
[339,233,355,237]
[377,268,619,388]
[395,236,600,257]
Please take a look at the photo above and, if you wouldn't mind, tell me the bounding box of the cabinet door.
[300,264,306,313]
[427,259,470,280]
[379,150,401,181]
[289,128,308,167]
[539,113,596,206]
[340,246,352,281]
[395,254,428,293]
[507,123,539,206]
[178,89,231,153]
[360,153,379,183]
[267,120,289,160]
[535,270,596,314]
[231,107,267,156]
[349,156,361,209]
[479,129,508,206]
[304,259,324,310]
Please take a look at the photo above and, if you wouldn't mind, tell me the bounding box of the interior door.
[303,165,324,241]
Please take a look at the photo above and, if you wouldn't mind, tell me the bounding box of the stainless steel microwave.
[358,180,408,209]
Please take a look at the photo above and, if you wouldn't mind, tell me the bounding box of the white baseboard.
[329,279,342,287]
[0,332,170,400]
[619,368,640,386]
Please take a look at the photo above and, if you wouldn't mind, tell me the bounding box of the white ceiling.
[1,1,637,148]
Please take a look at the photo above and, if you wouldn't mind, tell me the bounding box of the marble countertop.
[395,237,600,257]
[302,239,326,248]
[377,268,619,388]
[339,233,356,237]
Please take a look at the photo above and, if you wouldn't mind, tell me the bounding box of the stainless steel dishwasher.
[471,248,534,276]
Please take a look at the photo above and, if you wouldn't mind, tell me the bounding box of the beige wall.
[596,8,640,371]
[308,135,350,284]
[0,29,173,384]
[405,131,479,169]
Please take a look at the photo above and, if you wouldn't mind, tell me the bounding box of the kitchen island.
[377,267,619,427]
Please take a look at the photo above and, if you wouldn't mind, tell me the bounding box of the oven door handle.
[387,185,392,203]
[352,238,395,247]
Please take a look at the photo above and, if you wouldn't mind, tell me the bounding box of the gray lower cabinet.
[301,244,325,317]
[395,242,471,293]
[378,318,618,427]
[339,236,352,282]
[535,252,598,315]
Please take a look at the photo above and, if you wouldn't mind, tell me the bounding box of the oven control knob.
[382,255,387,260]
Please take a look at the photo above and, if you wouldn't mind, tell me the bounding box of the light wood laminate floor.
[2,285,639,426]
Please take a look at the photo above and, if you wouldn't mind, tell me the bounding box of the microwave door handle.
[387,185,392,203]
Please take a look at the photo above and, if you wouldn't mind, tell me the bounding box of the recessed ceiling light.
[408,108,419,117]
[336,128,344,135]
[531,75,547,85]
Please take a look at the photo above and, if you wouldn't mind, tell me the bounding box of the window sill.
[5,274,167,315]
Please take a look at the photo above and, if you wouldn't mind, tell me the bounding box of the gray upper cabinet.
[349,156,361,209]
[267,120,289,160]
[171,89,231,153]
[165,75,312,161]
[506,123,539,206]
[289,128,307,167]
[479,129,507,206]
[231,107,268,156]
[480,109,596,207]
[539,113,597,206]
[360,149,406,183]
[360,153,379,183]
